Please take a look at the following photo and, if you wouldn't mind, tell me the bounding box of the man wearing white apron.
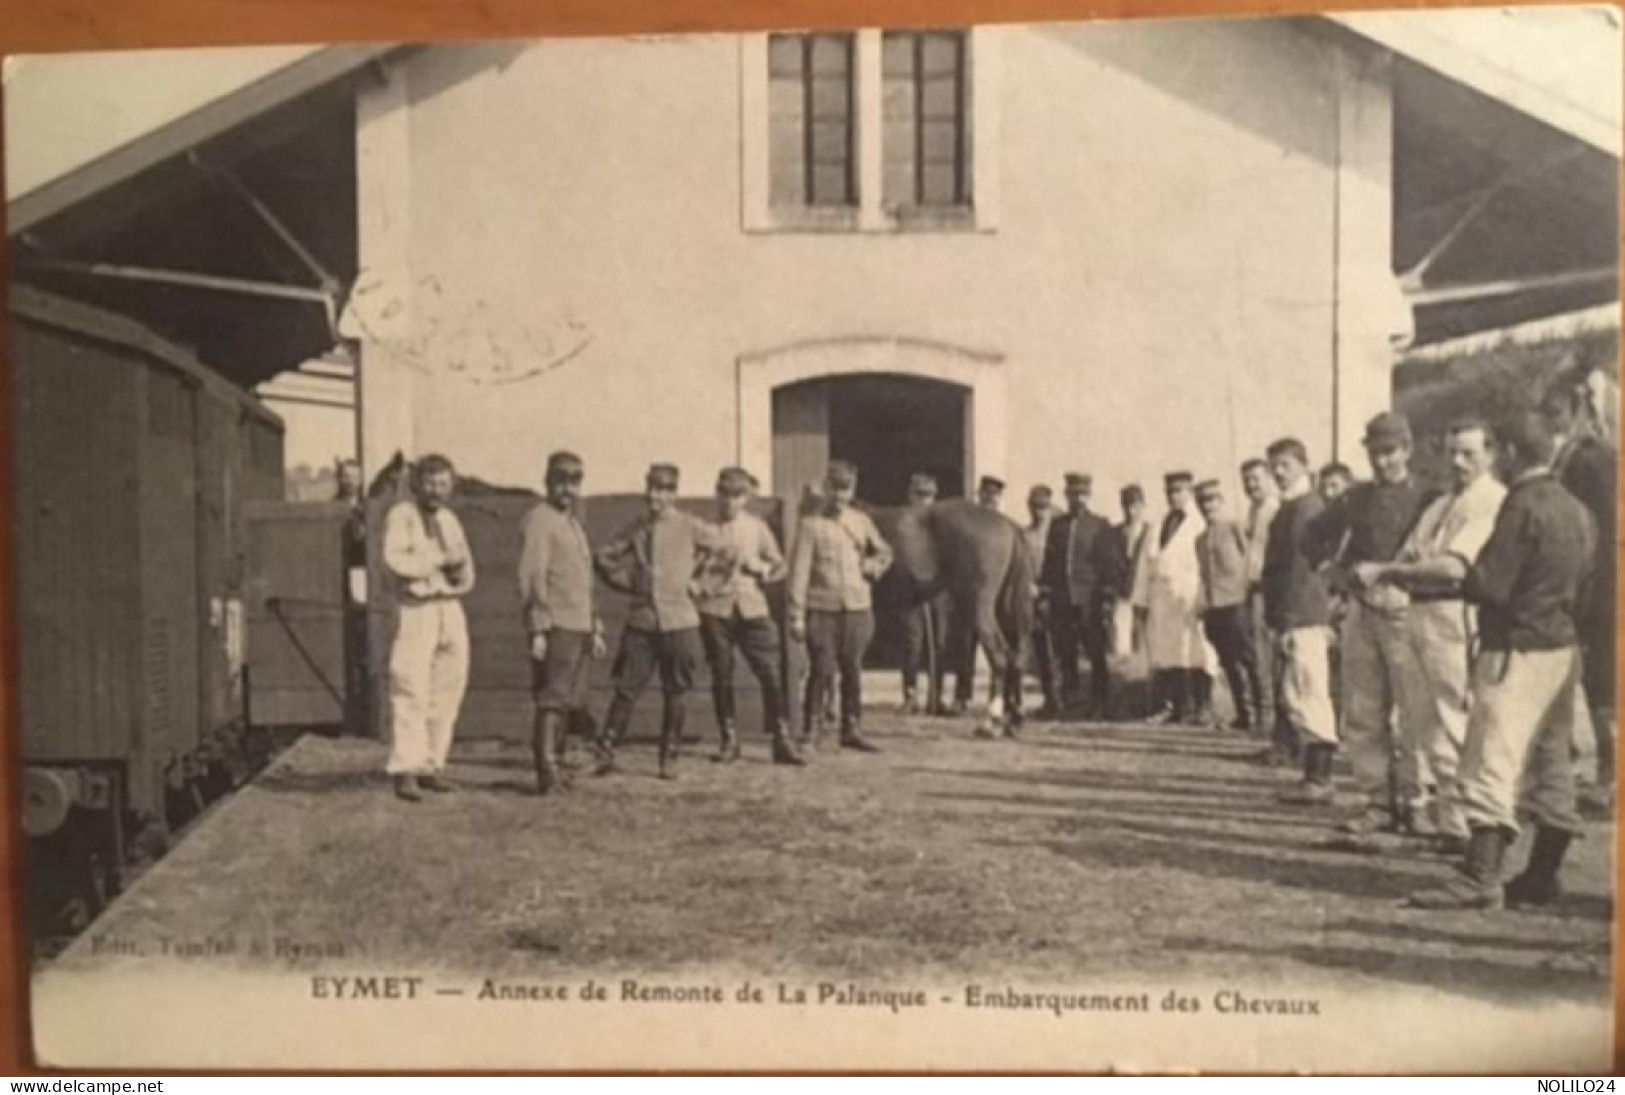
[1133,471,1208,724]
[382,454,475,802]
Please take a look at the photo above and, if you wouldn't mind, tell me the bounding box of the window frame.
[742,26,1000,235]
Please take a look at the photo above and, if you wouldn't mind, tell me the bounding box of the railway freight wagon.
[10,287,285,926]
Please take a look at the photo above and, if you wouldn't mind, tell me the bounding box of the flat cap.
[646,462,680,488]
[1362,411,1412,449]
[1164,470,1195,488]
[1064,472,1093,490]
[716,466,752,495]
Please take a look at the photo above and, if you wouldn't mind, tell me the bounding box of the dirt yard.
[50,707,1612,1009]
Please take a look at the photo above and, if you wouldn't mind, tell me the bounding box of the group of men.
[376,358,1615,915]
[896,361,1615,913]
[381,454,895,800]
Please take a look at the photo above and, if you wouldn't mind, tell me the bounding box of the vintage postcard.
[6,6,1619,1072]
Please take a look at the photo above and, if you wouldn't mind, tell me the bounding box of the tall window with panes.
[882,31,973,212]
[768,33,857,208]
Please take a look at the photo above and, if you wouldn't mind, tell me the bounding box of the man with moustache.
[381,454,476,802]
[1393,412,1595,910]
[1355,420,1505,850]
[518,451,608,795]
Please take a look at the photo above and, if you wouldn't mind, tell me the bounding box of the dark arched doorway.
[771,373,971,667]
[771,373,970,505]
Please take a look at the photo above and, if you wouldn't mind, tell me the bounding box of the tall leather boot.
[659,696,685,781]
[533,709,565,796]
[712,720,740,764]
[1504,825,1574,908]
[1407,825,1509,910]
[771,720,806,766]
[594,696,632,777]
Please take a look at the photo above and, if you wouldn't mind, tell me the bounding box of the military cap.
[546,450,584,479]
[1120,484,1145,505]
[646,463,680,489]
[1362,411,1412,450]
[826,461,858,488]
[1028,483,1053,501]
[979,475,1005,492]
[716,466,752,495]
[1194,479,1223,500]
[1164,470,1195,489]
[908,472,940,494]
[1064,472,1092,490]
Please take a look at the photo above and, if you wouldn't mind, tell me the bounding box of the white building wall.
[354,18,1396,510]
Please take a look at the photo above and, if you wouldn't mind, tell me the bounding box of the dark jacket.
[1465,471,1596,652]
[1553,435,1617,635]
[1262,492,1331,632]
[1040,509,1113,607]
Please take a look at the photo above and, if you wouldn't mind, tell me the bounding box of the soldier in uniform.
[592,463,725,781]
[1024,484,1060,718]
[517,451,607,795]
[1304,412,1434,834]
[977,475,1006,512]
[696,467,803,767]
[381,455,475,802]
[1041,473,1113,718]
[1195,480,1263,731]
[787,462,893,753]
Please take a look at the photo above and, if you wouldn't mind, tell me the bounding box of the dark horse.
[889,499,1035,736]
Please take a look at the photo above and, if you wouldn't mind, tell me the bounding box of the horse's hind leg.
[973,611,1012,738]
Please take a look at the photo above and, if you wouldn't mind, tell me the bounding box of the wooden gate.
[243,502,352,728]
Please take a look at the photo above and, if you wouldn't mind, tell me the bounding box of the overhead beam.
[1406,266,1617,308]
[18,258,334,305]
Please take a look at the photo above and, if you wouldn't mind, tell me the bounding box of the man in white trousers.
[1356,419,1504,852]
[382,454,476,802]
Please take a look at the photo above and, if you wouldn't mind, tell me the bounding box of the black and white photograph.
[5,7,1620,1071]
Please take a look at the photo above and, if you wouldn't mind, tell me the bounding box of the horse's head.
[366,451,411,500]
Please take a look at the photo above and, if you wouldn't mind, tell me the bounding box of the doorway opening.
[770,373,970,505]
[771,373,971,668]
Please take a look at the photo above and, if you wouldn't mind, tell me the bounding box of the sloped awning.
[5,47,393,388]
